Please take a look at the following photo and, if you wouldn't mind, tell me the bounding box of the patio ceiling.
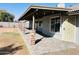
[19,5,71,21]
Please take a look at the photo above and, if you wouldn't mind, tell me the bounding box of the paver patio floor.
[24,29,79,55]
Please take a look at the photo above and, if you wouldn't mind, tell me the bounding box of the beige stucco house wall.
[76,15,79,44]
[61,16,76,42]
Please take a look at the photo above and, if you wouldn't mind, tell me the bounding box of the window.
[35,21,42,27]
[51,17,60,32]
[39,21,42,26]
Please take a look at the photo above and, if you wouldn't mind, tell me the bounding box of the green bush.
[0,10,14,22]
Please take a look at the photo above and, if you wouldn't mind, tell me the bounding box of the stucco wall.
[61,16,76,42]
[76,15,79,44]
[36,16,51,36]
[35,15,63,39]
[36,15,62,38]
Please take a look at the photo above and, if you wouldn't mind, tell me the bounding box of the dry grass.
[0,28,29,55]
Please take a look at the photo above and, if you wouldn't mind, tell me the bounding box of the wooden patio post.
[24,20,26,33]
[32,16,35,31]
[30,15,35,45]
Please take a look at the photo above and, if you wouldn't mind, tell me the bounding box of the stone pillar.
[30,31,35,45]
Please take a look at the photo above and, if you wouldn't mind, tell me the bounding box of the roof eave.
[18,5,72,21]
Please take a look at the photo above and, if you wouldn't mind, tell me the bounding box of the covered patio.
[19,5,70,36]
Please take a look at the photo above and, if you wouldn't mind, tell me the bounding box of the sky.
[0,3,77,21]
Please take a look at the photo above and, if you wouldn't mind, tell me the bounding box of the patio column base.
[30,30,35,45]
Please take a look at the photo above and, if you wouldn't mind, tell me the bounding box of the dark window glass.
[51,17,60,32]
[39,21,42,26]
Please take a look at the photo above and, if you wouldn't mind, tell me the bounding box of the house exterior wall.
[76,15,79,44]
[29,15,77,43]
[61,16,76,42]
[35,15,64,39]
[36,16,51,36]
[35,15,76,42]
[36,15,62,39]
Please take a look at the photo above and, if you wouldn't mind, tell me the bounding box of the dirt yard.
[0,28,29,55]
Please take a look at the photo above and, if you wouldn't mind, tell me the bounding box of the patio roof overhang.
[18,5,72,21]
[69,10,79,15]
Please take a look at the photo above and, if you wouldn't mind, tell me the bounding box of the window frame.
[51,17,60,32]
[35,21,43,27]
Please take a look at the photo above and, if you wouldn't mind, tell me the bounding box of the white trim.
[60,16,64,40]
